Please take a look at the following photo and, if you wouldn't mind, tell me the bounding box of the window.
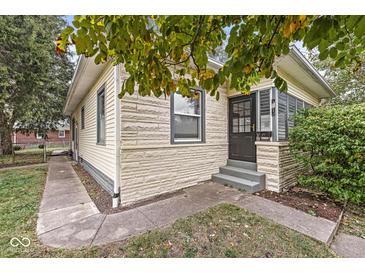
[277,91,314,140]
[36,132,43,139]
[58,130,65,138]
[97,87,106,144]
[296,99,304,111]
[171,89,204,143]
[81,106,85,129]
[72,118,75,141]
[288,95,296,128]
[278,92,288,140]
[304,102,312,109]
[232,100,252,133]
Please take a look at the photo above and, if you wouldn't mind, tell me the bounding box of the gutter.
[289,45,336,97]
[112,64,121,208]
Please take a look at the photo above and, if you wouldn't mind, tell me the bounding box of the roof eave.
[289,46,336,97]
[63,55,87,115]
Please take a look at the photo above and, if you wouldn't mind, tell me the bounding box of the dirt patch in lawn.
[257,187,343,222]
[339,204,365,239]
[72,163,186,215]
[0,153,47,169]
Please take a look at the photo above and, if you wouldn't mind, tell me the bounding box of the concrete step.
[227,159,257,171]
[219,165,265,184]
[212,173,264,193]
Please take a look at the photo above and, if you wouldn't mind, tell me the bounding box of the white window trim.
[172,89,204,143]
[36,132,43,139]
[58,130,65,138]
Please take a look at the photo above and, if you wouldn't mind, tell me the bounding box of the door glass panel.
[232,100,252,133]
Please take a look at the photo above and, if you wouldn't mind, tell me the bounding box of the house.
[63,46,335,208]
[13,124,70,148]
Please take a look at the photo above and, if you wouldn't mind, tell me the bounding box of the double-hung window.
[277,90,314,140]
[81,106,85,129]
[97,87,106,144]
[58,130,65,138]
[171,89,205,143]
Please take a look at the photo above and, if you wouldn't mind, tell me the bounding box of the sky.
[65,15,74,26]
[63,16,311,67]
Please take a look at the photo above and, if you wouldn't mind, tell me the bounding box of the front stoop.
[212,159,265,193]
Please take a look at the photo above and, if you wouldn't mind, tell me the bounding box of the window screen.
[172,90,204,142]
[97,88,106,144]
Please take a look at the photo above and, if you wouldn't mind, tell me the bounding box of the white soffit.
[63,56,108,115]
[275,47,335,98]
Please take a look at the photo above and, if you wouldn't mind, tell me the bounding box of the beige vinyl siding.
[71,64,116,181]
[278,69,320,106]
[227,78,273,97]
[229,74,320,106]
[120,66,228,205]
[286,81,320,106]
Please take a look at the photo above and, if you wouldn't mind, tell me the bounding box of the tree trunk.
[0,112,14,155]
[1,127,13,155]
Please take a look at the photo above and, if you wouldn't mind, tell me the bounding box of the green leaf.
[329,47,338,58]
[319,49,329,60]
[354,17,365,37]
[346,15,362,30]
[336,42,345,50]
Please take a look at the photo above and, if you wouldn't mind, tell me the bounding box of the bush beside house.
[289,103,365,205]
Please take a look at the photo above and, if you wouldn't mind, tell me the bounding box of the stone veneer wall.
[256,141,304,192]
[120,82,229,206]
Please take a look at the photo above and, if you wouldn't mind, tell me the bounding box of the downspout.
[112,64,121,208]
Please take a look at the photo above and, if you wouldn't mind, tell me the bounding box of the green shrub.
[13,145,22,151]
[38,144,44,149]
[289,103,365,205]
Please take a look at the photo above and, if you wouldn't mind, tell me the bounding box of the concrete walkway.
[38,156,349,254]
[331,233,365,258]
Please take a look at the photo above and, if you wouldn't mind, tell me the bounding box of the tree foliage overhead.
[308,50,365,104]
[58,15,365,99]
[0,16,74,154]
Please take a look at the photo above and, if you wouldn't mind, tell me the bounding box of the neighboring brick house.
[13,126,70,147]
[64,45,335,208]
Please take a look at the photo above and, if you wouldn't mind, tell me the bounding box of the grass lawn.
[0,146,66,168]
[0,167,336,258]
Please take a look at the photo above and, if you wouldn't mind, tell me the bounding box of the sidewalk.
[38,156,358,256]
[331,233,365,258]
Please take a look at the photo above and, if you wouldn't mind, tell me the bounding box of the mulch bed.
[72,164,123,214]
[256,187,344,222]
[72,163,186,215]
